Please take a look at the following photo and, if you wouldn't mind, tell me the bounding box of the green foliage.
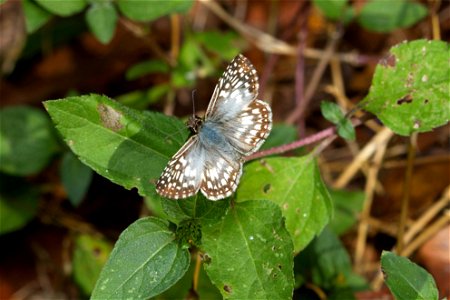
[381,251,439,300]
[116,0,193,22]
[260,124,298,150]
[35,0,87,16]
[295,228,368,298]
[126,60,170,81]
[0,106,59,176]
[237,156,333,253]
[358,0,428,33]
[328,189,365,235]
[91,217,190,299]
[44,95,188,198]
[85,1,118,44]
[60,151,93,206]
[0,176,39,235]
[313,0,427,33]
[313,0,354,23]
[73,234,112,295]
[201,200,294,299]
[22,0,52,33]
[320,101,355,140]
[363,39,449,136]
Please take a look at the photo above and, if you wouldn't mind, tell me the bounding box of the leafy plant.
[42,38,449,298]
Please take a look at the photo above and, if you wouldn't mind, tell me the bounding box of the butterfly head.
[187,115,203,134]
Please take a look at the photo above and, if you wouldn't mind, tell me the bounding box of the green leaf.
[260,124,298,150]
[117,0,193,22]
[22,0,52,33]
[381,251,439,300]
[73,234,112,296]
[44,94,188,198]
[60,151,93,206]
[194,31,241,60]
[0,175,39,235]
[91,217,190,299]
[126,60,170,80]
[236,156,333,253]
[295,227,367,292]
[358,0,428,33]
[85,1,118,44]
[337,118,355,141]
[313,0,355,23]
[35,0,87,16]
[363,39,449,136]
[328,189,364,235]
[321,101,344,124]
[0,106,59,176]
[201,200,294,299]
[160,194,230,224]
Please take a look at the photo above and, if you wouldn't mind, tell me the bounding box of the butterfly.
[156,54,272,200]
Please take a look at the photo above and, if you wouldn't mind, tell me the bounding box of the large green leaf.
[201,200,294,299]
[117,0,193,22]
[381,251,438,300]
[363,39,449,136]
[159,194,230,224]
[91,217,190,299]
[236,156,333,253]
[358,0,427,33]
[0,106,59,176]
[44,94,188,198]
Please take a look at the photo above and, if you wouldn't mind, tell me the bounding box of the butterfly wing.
[223,99,272,155]
[156,136,205,199]
[205,54,259,122]
[199,146,243,200]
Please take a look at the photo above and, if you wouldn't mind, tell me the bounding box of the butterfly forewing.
[206,54,259,121]
[156,136,204,199]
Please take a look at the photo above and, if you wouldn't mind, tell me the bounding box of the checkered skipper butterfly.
[156,54,272,200]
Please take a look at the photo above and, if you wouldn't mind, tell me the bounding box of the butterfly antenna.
[191,89,197,117]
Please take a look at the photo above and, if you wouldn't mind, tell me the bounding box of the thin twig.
[198,0,377,65]
[332,128,394,189]
[354,129,391,272]
[396,133,418,253]
[286,27,343,125]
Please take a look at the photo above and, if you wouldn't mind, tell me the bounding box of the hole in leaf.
[223,285,232,294]
[263,183,271,193]
[396,94,413,105]
[93,247,101,257]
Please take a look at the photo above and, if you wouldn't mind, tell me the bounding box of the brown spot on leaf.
[380,53,396,68]
[424,99,429,104]
[223,285,232,294]
[396,94,413,105]
[98,103,123,132]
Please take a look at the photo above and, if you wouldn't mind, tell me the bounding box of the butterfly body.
[156,54,272,200]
